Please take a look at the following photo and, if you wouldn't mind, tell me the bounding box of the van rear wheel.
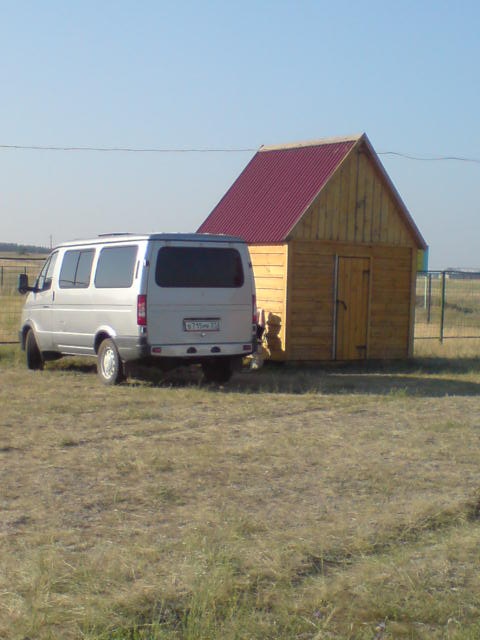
[202,358,233,384]
[26,329,44,371]
[97,338,124,385]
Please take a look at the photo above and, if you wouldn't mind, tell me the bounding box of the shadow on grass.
[24,353,480,398]
[126,358,480,398]
[239,372,480,397]
[221,359,480,398]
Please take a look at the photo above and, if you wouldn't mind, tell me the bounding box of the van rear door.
[145,241,253,349]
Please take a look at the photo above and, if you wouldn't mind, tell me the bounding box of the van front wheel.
[97,338,124,385]
[26,329,44,371]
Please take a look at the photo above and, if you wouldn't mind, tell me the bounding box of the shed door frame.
[333,254,372,360]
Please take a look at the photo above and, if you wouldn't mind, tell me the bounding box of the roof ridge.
[259,134,364,152]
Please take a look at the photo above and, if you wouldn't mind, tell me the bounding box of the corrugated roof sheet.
[198,138,357,243]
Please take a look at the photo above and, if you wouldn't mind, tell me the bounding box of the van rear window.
[95,245,138,288]
[155,247,244,288]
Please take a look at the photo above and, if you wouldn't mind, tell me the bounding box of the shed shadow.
[225,358,480,398]
[46,356,480,397]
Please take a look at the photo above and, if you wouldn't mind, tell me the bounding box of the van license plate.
[184,318,220,332]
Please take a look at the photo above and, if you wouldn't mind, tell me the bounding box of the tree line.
[0,242,49,255]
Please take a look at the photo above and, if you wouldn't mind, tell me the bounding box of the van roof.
[54,232,247,249]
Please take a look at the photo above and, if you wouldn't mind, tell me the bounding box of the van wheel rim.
[102,347,116,378]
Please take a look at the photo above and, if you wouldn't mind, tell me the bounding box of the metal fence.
[415,270,480,341]
[2,260,480,345]
[0,257,46,343]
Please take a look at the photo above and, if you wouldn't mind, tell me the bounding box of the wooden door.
[335,257,370,360]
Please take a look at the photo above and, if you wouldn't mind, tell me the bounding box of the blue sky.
[0,0,478,268]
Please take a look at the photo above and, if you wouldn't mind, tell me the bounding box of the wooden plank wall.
[248,244,288,360]
[288,241,414,361]
[292,148,417,248]
[287,242,335,360]
[368,245,415,359]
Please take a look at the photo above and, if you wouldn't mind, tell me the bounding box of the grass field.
[2,347,480,639]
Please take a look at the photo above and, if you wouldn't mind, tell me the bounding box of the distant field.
[0,251,48,259]
[2,351,480,639]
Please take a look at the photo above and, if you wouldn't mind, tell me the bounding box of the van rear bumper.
[115,337,254,362]
[149,342,254,358]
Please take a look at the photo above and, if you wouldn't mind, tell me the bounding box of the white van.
[18,233,256,384]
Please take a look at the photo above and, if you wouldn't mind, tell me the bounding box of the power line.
[0,144,257,153]
[0,143,479,163]
[378,151,480,164]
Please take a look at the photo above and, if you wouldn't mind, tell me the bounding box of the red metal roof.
[198,138,357,243]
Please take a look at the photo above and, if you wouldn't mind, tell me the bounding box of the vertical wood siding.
[336,256,371,360]
[291,149,417,248]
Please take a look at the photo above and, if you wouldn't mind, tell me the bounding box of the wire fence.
[2,260,480,346]
[415,270,480,341]
[0,257,46,343]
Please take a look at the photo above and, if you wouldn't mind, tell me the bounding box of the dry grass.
[414,337,480,360]
[1,349,480,638]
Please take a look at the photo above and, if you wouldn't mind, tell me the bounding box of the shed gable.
[199,133,426,251]
[291,145,419,247]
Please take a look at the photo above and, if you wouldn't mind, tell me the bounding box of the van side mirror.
[18,273,34,294]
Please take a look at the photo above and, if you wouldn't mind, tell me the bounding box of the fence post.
[440,271,446,343]
[427,273,432,324]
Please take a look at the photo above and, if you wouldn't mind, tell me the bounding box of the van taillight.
[137,295,147,326]
[252,294,257,324]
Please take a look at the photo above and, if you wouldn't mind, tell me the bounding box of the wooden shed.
[198,133,427,361]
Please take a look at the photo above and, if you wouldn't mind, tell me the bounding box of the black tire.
[202,358,233,384]
[26,329,44,371]
[97,338,124,385]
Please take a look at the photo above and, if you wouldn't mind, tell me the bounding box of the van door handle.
[337,299,347,311]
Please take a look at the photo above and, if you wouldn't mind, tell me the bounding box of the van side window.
[59,250,95,288]
[156,247,244,288]
[95,245,138,288]
[36,252,58,291]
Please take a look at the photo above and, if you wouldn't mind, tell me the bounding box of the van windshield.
[155,247,244,288]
